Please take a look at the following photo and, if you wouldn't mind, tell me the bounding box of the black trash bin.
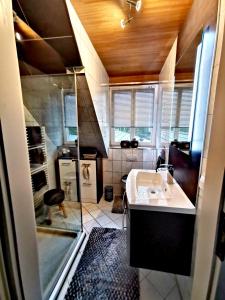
[104,185,113,202]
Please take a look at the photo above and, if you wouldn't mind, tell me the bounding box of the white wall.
[65,0,110,153]
[0,0,41,298]
[191,1,225,298]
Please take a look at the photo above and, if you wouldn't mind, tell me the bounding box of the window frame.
[110,85,158,147]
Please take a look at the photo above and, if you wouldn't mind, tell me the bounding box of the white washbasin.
[126,169,196,214]
[136,171,165,200]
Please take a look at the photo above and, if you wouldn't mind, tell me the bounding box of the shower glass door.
[20,74,82,299]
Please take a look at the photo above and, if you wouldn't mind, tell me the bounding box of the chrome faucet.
[156,164,174,185]
[156,164,174,177]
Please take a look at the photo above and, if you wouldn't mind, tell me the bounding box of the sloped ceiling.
[72,0,193,79]
[13,0,82,74]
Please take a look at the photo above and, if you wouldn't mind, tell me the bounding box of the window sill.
[109,145,157,150]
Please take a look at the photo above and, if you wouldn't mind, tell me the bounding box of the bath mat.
[111,196,124,214]
[65,227,139,300]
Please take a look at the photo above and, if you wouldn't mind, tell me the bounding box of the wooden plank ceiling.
[72,0,193,79]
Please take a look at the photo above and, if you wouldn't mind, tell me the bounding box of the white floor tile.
[165,286,182,300]
[147,271,176,298]
[98,199,113,208]
[89,209,105,219]
[140,278,163,300]
[105,211,122,222]
[103,221,119,229]
[139,268,151,281]
[81,207,89,215]
[114,215,126,229]
[83,219,101,233]
[176,275,192,300]
[82,213,94,224]
[84,203,99,212]
[95,215,112,226]
[100,205,113,213]
[81,202,90,208]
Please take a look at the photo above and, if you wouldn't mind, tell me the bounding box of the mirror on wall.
[169,27,217,206]
[172,31,203,145]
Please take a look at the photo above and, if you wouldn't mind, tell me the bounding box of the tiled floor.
[57,198,184,300]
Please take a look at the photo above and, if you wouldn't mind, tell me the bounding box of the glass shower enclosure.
[20,74,83,299]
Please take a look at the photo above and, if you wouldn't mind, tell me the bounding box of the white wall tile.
[132,162,143,169]
[113,172,122,184]
[143,148,152,161]
[103,159,112,172]
[122,149,133,161]
[103,171,112,184]
[121,161,132,173]
[103,147,158,184]
[113,160,121,172]
[143,161,154,170]
[133,149,143,161]
[112,148,122,160]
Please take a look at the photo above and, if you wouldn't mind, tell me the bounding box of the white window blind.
[111,87,156,145]
[177,89,192,127]
[64,95,76,127]
[160,86,193,143]
[161,90,175,127]
[134,89,154,127]
[112,91,132,127]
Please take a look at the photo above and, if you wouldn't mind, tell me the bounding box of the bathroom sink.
[136,171,165,200]
[126,169,196,214]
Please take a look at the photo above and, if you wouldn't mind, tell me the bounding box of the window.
[160,85,193,144]
[111,86,156,146]
[63,94,78,143]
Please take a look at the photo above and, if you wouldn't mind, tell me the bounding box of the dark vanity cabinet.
[127,207,195,275]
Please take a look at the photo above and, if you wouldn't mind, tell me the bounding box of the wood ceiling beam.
[109,74,159,84]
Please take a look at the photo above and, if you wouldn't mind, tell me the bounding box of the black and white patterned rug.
[65,227,139,300]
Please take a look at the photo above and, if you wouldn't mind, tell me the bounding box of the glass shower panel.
[21,74,82,299]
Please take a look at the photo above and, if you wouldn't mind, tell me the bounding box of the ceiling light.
[126,0,142,12]
[15,32,22,41]
[120,17,133,29]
